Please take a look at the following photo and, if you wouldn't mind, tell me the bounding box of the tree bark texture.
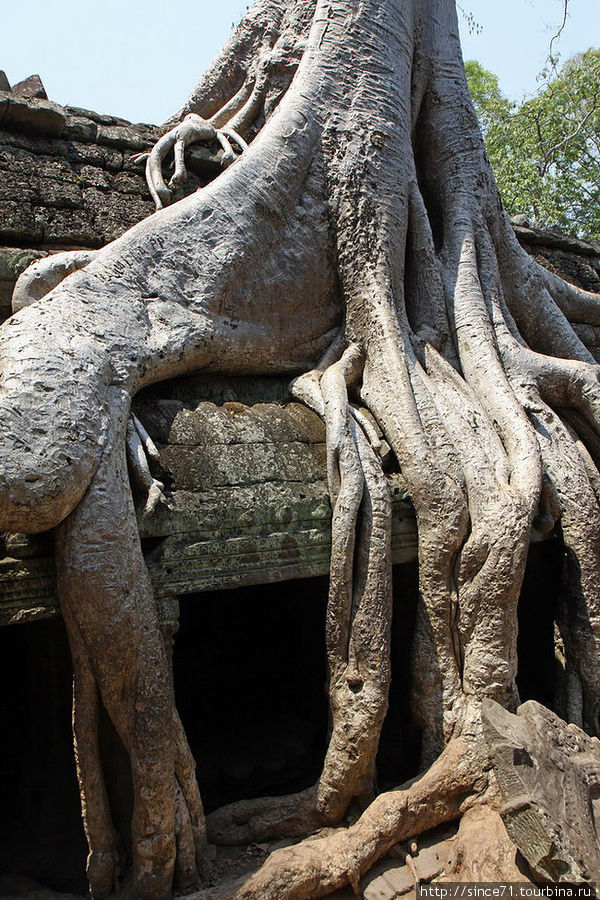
[3,0,600,896]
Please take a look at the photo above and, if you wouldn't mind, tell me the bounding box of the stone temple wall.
[0,75,226,323]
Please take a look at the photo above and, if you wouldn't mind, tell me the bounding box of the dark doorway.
[0,617,87,894]
[377,561,421,787]
[517,538,562,707]
[173,576,330,813]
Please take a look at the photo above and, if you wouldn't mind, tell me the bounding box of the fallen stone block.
[483,698,600,884]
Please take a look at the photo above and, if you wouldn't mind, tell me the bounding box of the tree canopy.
[466,49,600,238]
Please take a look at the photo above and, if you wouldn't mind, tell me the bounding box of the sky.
[1,0,597,125]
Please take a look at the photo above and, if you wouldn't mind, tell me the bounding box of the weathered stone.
[0,169,38,201]
[4,532,53,560]
[110,170,148,194]
[139,373,294,406]
[63,138,122,170]
[88,193,155,242]
[412,841,450,882]
[483,699,600,884]
[0,554,57,625]
[0,102,267,260]
[187,143,227,177]
[530,247,600,294]
[60,116,97,143]
[74,164,110,190]
[65,105,134,126]
[0,131,60,162]
[0,246,47,319]
[0,200,44,243]
[3,96,66,136]
[0,139,123,245]
[11,74,48,100]
[159,400,325,448]
[96,123,155,152]
[41,207,100,247]
[0,71,10,92]
[363,863,415,899]
[37,174,82,209]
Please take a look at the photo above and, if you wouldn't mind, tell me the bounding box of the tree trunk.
[2,0,600,896]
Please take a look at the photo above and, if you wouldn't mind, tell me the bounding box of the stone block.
[41,207,100,246]
[159,440,327,491]
[412,842,447,882]
[64,139,122,171]
[91,195,155,241]
[111,170,148,195]
[61,116,97,143]
[4,532,53,560]
[75,164,111,190]
[0,169,37,201]
[3,96,66,136]
[187,143,226,177]
[362,859,414,898]
[37,174,82,209]
[0,200,44,243]
[96,124,155,152]
[0,127,57,158]
[483,699,600,884]
[161,400,325,447]
[65,105,130,126]
[11,74,47,100]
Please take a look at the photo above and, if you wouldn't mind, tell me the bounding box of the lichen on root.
[5,0,600,896]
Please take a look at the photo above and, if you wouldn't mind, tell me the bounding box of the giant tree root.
[209,738,487,899]
[57,398,206,899]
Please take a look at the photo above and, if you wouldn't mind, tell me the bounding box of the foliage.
[465,50,600,238]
